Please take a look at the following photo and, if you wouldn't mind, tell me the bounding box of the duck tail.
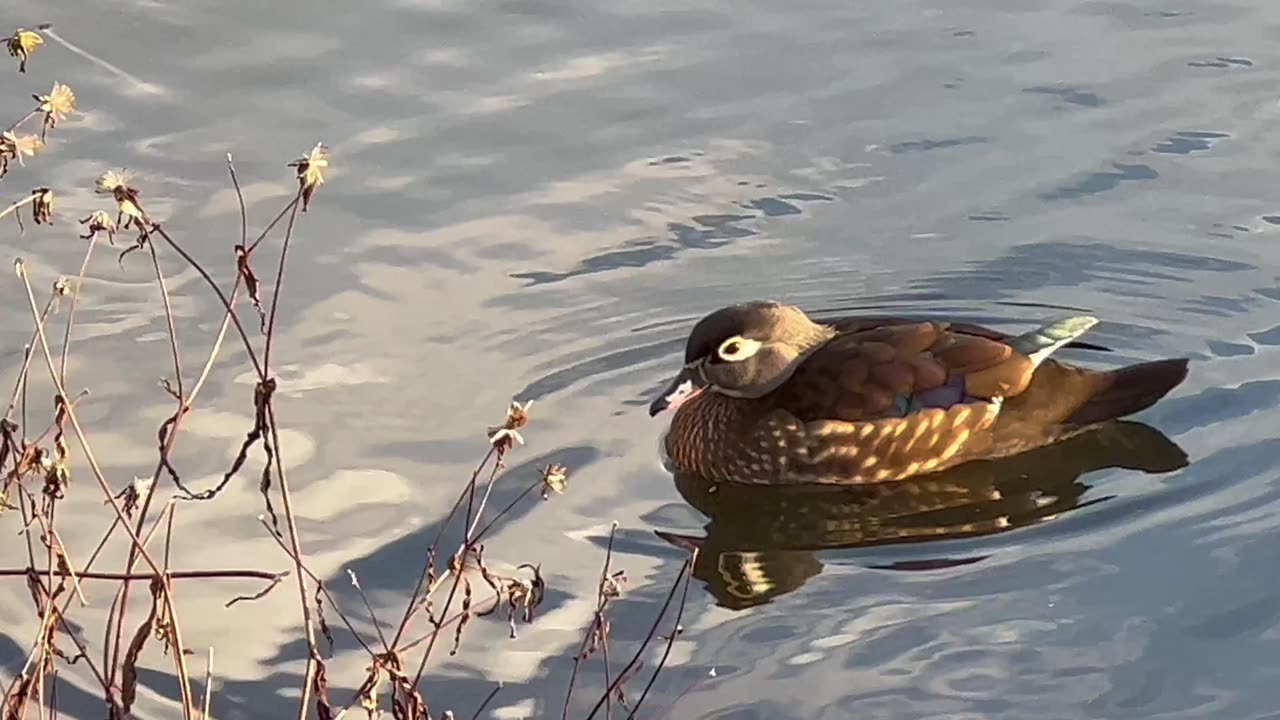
[1064,358,1190,426]
[1007,315,1100,368]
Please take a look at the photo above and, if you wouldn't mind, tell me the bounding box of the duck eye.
[717,336,758,361]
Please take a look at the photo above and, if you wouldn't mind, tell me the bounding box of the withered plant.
[0,23,696,720]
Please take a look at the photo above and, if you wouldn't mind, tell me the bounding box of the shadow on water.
[657,421,1188,610]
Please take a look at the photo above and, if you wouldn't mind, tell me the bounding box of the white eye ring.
[717,336,761,362]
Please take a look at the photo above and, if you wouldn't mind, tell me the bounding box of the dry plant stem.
[563,522,619,720]
[132,181,315,717]
[108,240,191,696]
[0,193,39,223]
[15,263,196,719]
[407,451,507,692]
[3,583,116,718]
[1,602,54,714]
[390,583,512,655]
[346,569,391,652]
[245,198,297,255]
[388,445,497,649]
[469,477,542,544]
[148,241,185,397]
[34,581,114,694]
[14,486,40,574]
[6,295,57,419]
[186,279,241,403]
[105,499,177,688]
[58,232,99,385]
[12,392,88,457]
[625,550,697,720]
[259,402,322,720]
[165,490,177,569]
[10,506,60,718]
[185,154,252,403]
[4,108,39,134]
[104,182,252,685]
[261,188,301,371]
[584,554,696,720]
[470,683,504,720]
[152,226,264,379]
[227,154,248,247]
[107,205,252,698]
[463,453,507,542]
[0,567,285,581]
[182,156,250,404]
[201,647,214,720]
[43,522,87,606]
[257,516,379,658]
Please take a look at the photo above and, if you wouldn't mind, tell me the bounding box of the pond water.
[3,0,1280,717]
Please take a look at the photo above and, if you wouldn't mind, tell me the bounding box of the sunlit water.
[3,0,1280,717]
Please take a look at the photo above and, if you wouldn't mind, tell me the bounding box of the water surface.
[3,0,1280,717]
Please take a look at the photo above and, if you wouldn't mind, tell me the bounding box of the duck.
[648,301,1189,485]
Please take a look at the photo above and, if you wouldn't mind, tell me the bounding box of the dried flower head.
[7,29,42,72]
[0,131,41,178]
[95,169,132,195]
[79,209,117,243]
[114,476,154,518]
[31,187,52,225]
[601,569,627,600]
[34,82,75,139]
[53,275,71,296]
[487,399,532,450]
[288,142,328,211]
[503,563,545,637]
[540,463,568,499]
[95,169,145,230]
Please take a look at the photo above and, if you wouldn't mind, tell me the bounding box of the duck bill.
[648,366,706,417]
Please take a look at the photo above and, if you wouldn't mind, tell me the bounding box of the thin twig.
[389,446,496,649]
[256,517,378,658]
[625,549,697,719]
[15,260,196,719]
[58,232,98,385]
[201,647,214,720]
[151,226,264,380]
[0,568,286,581]
[346,568,390,652]
[469,683,504,720]
[226,154,248,248]
[0,193,39,223]
[564,522,619,720]
[262,399,321,720]
[148,240,185,398]
[584,554,695,720]
[4,108,39,134]
[261,188,301,370]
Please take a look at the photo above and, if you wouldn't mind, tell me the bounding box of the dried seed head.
[79,209,116,240]
[0,131,41,178]
[95,169,132,195]
[288,142,328,211]
[7,29,43,72]
[35,83,75,137]
[32,187,52,225]
[115,476,154,517]
[540,463,568,499]
[487,399,533,450]
[53,275,71,296]
[601,569,627,600]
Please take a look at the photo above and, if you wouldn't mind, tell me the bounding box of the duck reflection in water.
[657,420,1187,610]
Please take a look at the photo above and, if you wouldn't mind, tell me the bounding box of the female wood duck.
[648,301,1189,485]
